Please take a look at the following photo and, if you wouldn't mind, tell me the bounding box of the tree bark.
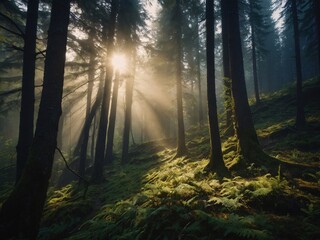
[15,0,39,184]
[92,0,118,183]
[73,69,105,157]
[314,0,320,72]
[175,0,187,157]
[105,71,120,164]
[205,0,228,174]
[226,0,263,164]
[122,53,135,163]
[221,0,234,136]
[249,0,260,104]
[0,0,71,238]
[91,115,97,158]
[292,0,306,129]
[196,19,204,128]
[79,32,96,182]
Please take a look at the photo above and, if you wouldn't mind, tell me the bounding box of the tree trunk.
[15,0,39,184]
[105,71,120,164]
[226,0,263,165]
[314,0,320,73]
[190,74,197,125]
[205,0,228,174]
[196,19,204,128]
[91,0,118,183]
[57,109,66,151]
[122,53,135,163]
[73,69,105,157]
[140,107,145,143]
[175,0,187,157]
[249,0,260,104]
[292,0,306,129]
[221,0,234,136]
[79,33,95,182]
[91,114,97,160]
[0,0,71,238]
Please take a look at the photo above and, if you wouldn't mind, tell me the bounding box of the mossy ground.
[1,78,320,239]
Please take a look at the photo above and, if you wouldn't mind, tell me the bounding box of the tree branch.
[0,11,25,37]
[10,44,24,52]
[0,85,43,98]
[0,87,21,97]
[0,40,24,52]
[62,80,93,99]
[55,147,90,198]
[0,24,23,38]
[36,49,46,58]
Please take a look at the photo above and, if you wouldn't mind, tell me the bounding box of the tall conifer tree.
[0,0,71,237]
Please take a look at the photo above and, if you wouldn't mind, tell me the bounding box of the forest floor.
[1,78,320,239]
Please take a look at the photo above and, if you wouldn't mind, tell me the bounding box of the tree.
[315,0,320,70]
[72,19,109,159]
[280,0,306,128]
[196,18,204,128]
[73,70,104,159]
[105,71,120,164]
[119,0,144,163]
[15,0,39,183]
[248,0,261,104]
[121,57,135,163]
[257,0,282,92]
[291,0,306,128]
[205,0,228,174]
[184,1,205,128]
[91,0,119,183]
[174,0,187,157]
[79,30,96,182]
[0,0,71,238]
[223,0,270,166]
[221,0,234,136]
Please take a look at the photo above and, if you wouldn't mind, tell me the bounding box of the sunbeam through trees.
[0,0,319,239]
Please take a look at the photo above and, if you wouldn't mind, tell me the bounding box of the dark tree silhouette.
[291,0,306,128]
[92,0,118,183]
[105,71,120,164]
[121,59,135,163]
[196,19,204,128]
[315,0,320,70]
[188,1,205,128]
[0,0,71,238]
[174,0,188,157]
[248,0,261,104]
[205,0,228,174]
[224,0,270,166]
[119,0,144,163]
[15,0,39,183]
[79,30,96,183]
[221,0,234,136]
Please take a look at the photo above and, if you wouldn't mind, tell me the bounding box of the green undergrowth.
[37,77,320,239]
[41,157,320,239]
[252,77,320,169]
[3,77,317,239]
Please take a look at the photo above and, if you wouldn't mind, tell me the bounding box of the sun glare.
[112,54,127,73]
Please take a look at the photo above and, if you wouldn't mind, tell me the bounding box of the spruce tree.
[15,0,39,183]
[205,0,228,174]
[0,0,71,237]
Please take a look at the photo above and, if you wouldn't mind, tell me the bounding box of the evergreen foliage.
[0,0,319,239]
[28,78,320,239]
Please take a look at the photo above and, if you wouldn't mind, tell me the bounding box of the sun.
[111,53,127,73]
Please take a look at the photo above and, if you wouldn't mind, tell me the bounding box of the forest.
[0,0,319,239]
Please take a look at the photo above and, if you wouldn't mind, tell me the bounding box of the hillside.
[3,78,320,240]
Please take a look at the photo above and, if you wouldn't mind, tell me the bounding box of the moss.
[32,77,320,239]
